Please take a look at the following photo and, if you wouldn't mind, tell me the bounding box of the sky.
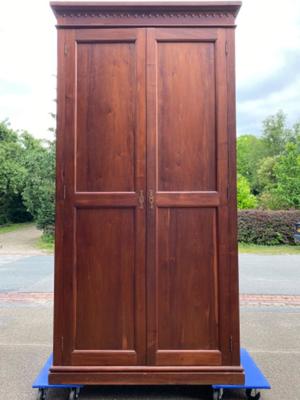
[0,0,300,140]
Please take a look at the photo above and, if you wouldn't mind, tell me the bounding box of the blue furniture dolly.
[33,348,270,400]
[32,354,82,400]
[212,348,271,400]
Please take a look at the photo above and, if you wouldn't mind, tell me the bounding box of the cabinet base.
[49,367,244,385]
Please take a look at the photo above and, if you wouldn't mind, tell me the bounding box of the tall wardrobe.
[50,1,244,386]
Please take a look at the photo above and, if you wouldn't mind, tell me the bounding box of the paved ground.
[0,225,299,399]
[0,255,54,292]
[1,253,299,295]
[0,302,299,400]
[0,224,43,255]
[239,254,300,295]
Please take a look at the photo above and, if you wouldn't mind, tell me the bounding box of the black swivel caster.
[69,387,81,400]
[38,388,47,400]
[246,388,261,400]
[213,388,224,400]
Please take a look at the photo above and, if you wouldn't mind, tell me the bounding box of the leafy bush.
[238,210,300,245]
[0,120,55,233]
[237,111,300,207]
[237,175,257,209]
[0,121,31,224]
[237,134,265,193]
[22,136,55,232]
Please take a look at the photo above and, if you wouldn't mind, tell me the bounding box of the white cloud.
[0,0,56,139]
[236,0,300,134]
[0,0,299,138]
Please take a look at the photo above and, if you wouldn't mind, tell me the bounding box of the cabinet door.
[146,28,240,366]
[54,28,146,366]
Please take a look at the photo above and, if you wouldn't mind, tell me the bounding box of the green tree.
[0,121,31,224]
[270,141,300,209]
[22,138,55,232]
[236,134,265,194]
[0,120,55,232]
[237,174,257,209]
[261,110,297,157]
[257,156,278,192]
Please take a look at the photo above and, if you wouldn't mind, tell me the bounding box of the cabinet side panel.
[226,28,241,366]
[53,29,76,366]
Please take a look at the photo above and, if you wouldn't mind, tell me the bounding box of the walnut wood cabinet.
[50,1,244,386]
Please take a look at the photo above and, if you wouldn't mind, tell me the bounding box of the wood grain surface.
[50,2,243,386]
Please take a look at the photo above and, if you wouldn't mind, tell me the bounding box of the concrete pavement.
[0,254,300,295]
[0,252,300,399]
[0,303,299,400]
[239,254,300,295]
[0,255,54,292]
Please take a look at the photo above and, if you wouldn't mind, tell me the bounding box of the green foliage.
[0,121,31,224]
[0,222,34,235]
[237,175,257,209]
[257,141,300,210]
[238,210,300,245]
[271,141,300,209]
[238,243,300,254]
[237,134,265,193]
[0,120,55,232]
[37,232,55,252]
[22,139,55,231]
[1,108,300,239]
[261,110,297,157]
[256,156,278,191]
[237,111,300,211]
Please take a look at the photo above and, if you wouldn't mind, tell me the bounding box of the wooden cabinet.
[50,1,244,386]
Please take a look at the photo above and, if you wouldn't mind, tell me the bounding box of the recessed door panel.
[157,42,216,191]
[76,42,136,192]
[157,208,218,351]
[76,208,135,351]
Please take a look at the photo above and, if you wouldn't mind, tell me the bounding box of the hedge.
[238,210,300,245]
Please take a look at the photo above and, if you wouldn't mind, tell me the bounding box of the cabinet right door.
[146,28,240,367]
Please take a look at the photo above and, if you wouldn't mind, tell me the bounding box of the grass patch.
[0,222,34,234]
[239,243,300,255]
[37,233,54,252]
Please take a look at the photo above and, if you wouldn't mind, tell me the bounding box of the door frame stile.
[146,27,158,365]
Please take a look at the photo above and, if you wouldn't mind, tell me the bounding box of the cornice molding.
[57,10,237,19]
[51,2,241,27]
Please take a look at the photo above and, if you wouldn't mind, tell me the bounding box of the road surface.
[0,253,299,295]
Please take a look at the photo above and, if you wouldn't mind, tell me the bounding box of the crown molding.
[50,2,241,28]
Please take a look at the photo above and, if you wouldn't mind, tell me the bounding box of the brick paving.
[240,294,300,307]
[0,292,53,304]
[0,292,300,307]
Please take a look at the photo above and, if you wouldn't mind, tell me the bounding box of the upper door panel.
[157,41,216,192]
[76,41,136,192]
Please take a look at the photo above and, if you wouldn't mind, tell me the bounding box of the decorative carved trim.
[51,2,241,26]
[59,10,237,19]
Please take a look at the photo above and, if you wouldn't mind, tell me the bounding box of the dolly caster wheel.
[38,388,47,400]
[213,388,223,400]
[246,389,261,400]
[69,387,80,400]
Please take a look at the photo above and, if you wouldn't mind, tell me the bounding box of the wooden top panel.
[50,2,241,28]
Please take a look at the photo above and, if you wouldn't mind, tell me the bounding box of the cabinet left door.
[53,28,147,367]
